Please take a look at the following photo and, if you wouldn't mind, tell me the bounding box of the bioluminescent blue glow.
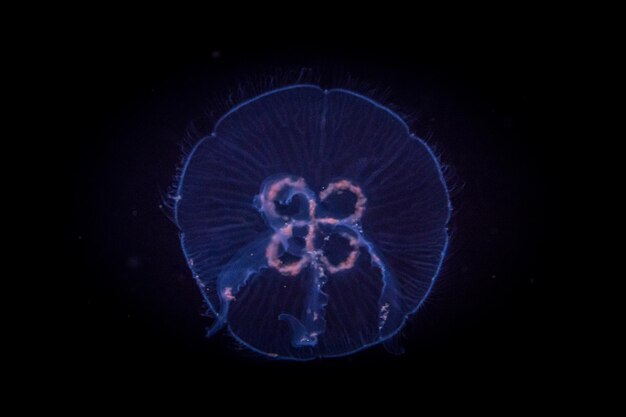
[174,84,450,360]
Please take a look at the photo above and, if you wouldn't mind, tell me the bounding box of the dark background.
[63,44,556,386]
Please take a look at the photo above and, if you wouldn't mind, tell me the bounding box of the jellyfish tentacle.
[279,261,329,347]
[206,232,273,336]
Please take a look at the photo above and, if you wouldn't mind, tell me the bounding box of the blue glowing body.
[175,85,450,360]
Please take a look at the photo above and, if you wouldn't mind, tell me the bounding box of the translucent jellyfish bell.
[175,85,451,360]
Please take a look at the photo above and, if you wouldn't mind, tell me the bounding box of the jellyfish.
[174,84,450,360]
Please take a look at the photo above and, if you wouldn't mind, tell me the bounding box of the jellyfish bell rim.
[173,83,452,359]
